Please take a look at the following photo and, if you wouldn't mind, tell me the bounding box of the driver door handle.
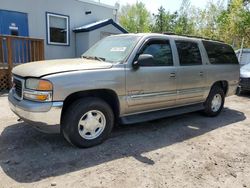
[170,73,176,78]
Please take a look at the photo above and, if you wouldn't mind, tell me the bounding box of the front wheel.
[61,98,114,148]
[204,86,225,117]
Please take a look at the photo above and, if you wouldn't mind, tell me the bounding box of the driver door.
[125,39,178,114]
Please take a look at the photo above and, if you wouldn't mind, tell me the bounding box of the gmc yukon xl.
[8,34,240,147]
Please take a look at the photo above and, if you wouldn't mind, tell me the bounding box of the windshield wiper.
[94,56,106,62]
[81,55,106,62]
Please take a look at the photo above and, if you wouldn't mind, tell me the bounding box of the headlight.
[24,78,53,102]
[25,78,53,91]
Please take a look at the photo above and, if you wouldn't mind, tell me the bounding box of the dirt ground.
[0,93,250,188]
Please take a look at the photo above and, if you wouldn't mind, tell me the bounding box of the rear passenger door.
[174,40,207,105]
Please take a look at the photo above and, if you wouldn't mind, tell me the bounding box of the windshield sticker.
[110,47,127,52]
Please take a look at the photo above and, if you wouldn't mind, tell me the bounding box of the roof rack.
[162,32,224,43]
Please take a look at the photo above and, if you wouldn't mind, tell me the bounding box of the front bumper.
[8,89,63,133]
[239,77,250,91]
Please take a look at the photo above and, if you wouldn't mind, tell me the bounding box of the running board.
[120,103,204,124]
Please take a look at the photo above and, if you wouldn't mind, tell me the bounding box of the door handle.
[199,72,204,76]
[170,73,176,78]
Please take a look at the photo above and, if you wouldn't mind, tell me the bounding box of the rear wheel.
[61,98,114,148]
[204,86,225,117]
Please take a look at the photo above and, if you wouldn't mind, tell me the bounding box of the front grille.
[240,77,250,88]
[13,77,23,99]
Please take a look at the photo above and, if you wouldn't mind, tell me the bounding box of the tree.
[193,1,225,40]
[218,0,250,48]
[119,2,151,33]
[117,0,250,48]
[173,0,195,35]
[151,0,195,35]
[151,6,177,33]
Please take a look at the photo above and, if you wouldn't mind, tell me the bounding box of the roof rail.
[162,32,224,43]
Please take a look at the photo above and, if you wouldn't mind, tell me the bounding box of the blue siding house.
[0,0,127,60]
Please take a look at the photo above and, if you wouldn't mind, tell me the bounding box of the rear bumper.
[8,89,62,133]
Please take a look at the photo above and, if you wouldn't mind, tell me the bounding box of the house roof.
[73,19,128,33]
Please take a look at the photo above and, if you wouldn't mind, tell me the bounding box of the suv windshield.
[82,35,141,63]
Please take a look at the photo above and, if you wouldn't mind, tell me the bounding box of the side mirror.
[132,54,154,69]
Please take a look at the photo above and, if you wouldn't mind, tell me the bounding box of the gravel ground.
[0,93,250,188]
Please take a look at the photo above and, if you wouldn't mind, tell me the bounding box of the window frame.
[136,38,174,67]
[46,12,70,46]
[175,40,203,66]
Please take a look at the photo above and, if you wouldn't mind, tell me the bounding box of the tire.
[61,97,114,148]
[204,86,225,117]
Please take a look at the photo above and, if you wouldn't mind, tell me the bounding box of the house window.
[46,13,69,45]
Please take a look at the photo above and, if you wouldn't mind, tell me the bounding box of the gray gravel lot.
[0,93,250,188]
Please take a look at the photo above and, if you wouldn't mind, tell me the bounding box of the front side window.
[176,41,202,66]
[203,41,239,65]
[46,13,69,45]
[140,40,173,66]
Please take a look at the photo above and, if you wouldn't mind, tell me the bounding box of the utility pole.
[239,37,245,63]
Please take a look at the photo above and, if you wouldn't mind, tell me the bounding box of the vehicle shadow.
[0,107,246,183]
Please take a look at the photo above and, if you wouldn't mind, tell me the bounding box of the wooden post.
[40,40,45,60]
[6,36,13,89]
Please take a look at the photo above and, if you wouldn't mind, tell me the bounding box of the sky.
[96,0,221,13]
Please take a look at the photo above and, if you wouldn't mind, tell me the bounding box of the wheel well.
[61,89,120,123]
[212,81,228,95]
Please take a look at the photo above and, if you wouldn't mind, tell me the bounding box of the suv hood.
[240,65,250,78]
[12,58,113,77]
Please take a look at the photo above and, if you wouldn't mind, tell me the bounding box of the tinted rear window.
[176,41,202,66]
[202,41,239,65]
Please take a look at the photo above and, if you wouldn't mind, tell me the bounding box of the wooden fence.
[0,35,44,91]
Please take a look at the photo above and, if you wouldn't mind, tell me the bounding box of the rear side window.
[202,41,239,64]
[175,41,202,66]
